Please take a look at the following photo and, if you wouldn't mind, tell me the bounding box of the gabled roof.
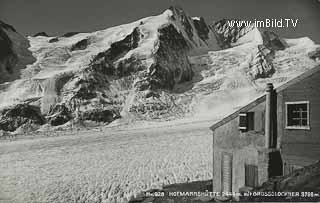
[210,95,266,131]
[210,64,320,131]
[275,64,320,93]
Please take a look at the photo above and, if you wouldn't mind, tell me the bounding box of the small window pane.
[287,102,309,128]
[239,115,247,128]
[302,112,308,118]
[302,119,308,126]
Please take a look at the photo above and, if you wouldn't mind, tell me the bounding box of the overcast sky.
[1,0,320,42]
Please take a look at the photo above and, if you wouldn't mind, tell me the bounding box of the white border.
[285,101,310,130]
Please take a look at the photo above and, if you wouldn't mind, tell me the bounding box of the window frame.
[285,101,310,130]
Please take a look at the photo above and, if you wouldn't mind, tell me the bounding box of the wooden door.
[245,164,258,187]
[221,153,232,192]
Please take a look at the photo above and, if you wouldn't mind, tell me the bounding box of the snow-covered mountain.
[0,7,319,133]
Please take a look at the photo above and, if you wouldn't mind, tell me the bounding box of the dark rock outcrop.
[0,24,14,61]
[71,38,89,51]
[33,32,49,37]
[0,21,35,83]
[47,104,72,126]
[150,24,193,90]
[211,19,255,49]
[169,6,194,41]
[210,20,288,80]
[61,32,80,38]
[0,104,45,132]
[211,20,288,52]
[248,45,275,79]
[45,27,142,124]
[48,32,80,43]
[0,23,18,79]
[261,30,288,51]
[49,37,59,43]
[308,47,320,61]
[81,109,120,123]
[193,17,210,42]
[88,27,141,77]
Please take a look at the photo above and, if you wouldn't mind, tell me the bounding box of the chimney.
[265,83,274,148]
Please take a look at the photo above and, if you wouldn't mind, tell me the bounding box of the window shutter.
[247,112,254,131]
[239,113,248,132]
[239,112,255,132]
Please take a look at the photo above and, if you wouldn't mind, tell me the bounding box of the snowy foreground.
[0,120,213,203]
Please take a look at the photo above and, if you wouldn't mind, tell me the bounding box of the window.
[245,164,258,188]
[239,112,254,132]
[286,101,310,129]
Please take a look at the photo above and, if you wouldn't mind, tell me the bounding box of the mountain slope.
[0,7,220,132]
[0,21,35,83]
[0,8,320,133]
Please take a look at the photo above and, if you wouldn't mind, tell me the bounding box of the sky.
[1,0,320,42]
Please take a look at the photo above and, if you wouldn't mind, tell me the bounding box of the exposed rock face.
[87,27,141,77]
[48,37,59,43]
[169,6,194,41]
[1,7,213,127]
[33,32,49,37]
[308,47,320,61]
[0,21,35,83]
[61,32,79,38]
[0,104,45,132]
[146,24,193,90]
[261,30,288,51]
[248,45,275,79]
[211,20,288,50]
[71,38,89,51]
[51,19,195,122]
[211,20,289,79]
[127,24,194,119]
[48,32,80,43]
[81,109,120,123]
[47,104,72,126]
[211,19,256,48]
[168,6,220,54]
[193,17,210,42]
[249,31,287,79]
[0,22,18,82]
